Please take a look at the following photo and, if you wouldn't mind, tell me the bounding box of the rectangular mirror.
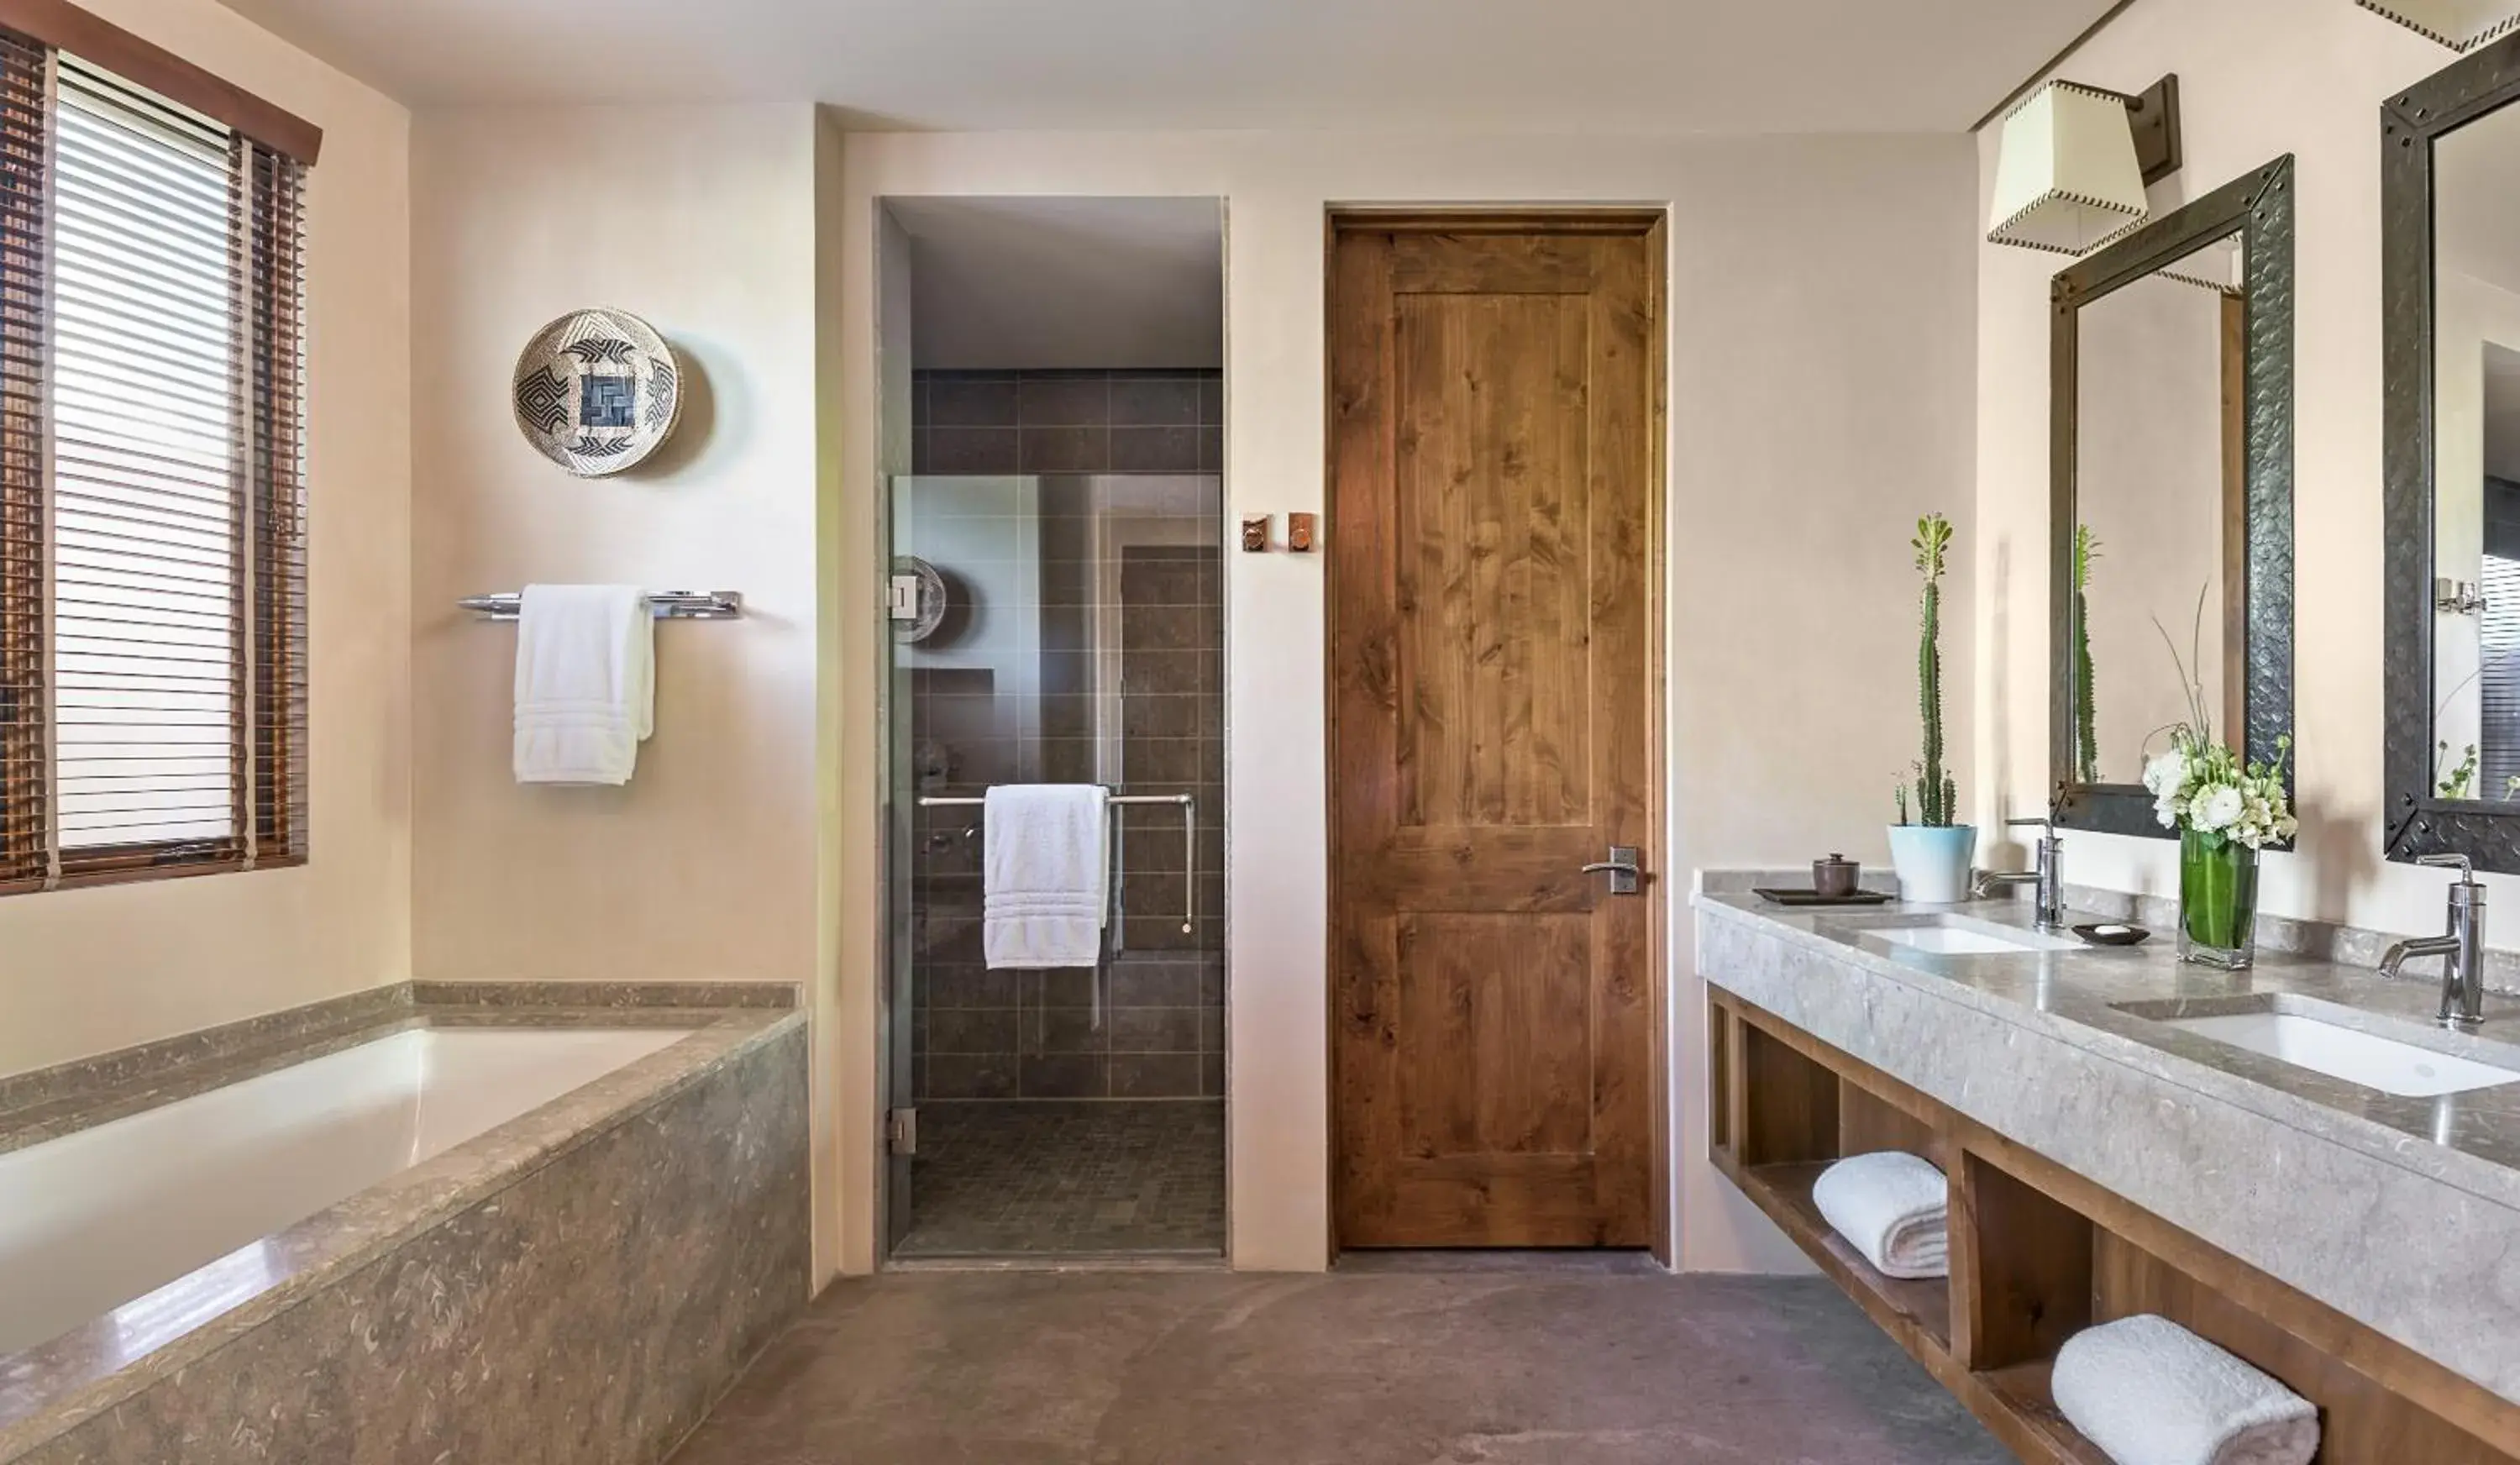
[2050,159,2297,838]
[2385,37,2520,869]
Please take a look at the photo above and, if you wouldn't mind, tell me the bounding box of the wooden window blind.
[0,29,308,894]
[2481,553,2520,797]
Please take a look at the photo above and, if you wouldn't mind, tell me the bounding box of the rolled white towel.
[2052,1314,2318,1465]
[1809,1151,1947,1280]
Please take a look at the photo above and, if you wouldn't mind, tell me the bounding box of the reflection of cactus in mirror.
[1907,513,1959,827]
[2439,741,2480,801]
[2074,526,2100,785]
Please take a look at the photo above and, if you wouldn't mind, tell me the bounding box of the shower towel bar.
[458,590,744,622]
[917,791,1195,934]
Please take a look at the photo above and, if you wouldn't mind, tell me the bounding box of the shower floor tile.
[895,1099,1224,1257]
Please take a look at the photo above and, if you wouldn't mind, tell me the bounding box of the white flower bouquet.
[2139,591,2293,969]
[2140,731,2296,850]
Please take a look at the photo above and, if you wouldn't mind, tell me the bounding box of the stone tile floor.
[895,1099,1225,1257]
[668,1269,2012,1464]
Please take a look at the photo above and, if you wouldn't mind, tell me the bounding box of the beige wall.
[0,0,412,1078]
[409,104,841,1277]
[836,129,1977,1273]
[2430,269,2520,763]
[1972,0,2475,926]
[2074,271,2228,782]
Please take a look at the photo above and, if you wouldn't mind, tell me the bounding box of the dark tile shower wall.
[904,469,1224,1103]
[912,369,1225,476]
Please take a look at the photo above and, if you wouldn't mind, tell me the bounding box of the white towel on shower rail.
[983,785,1110,969]
[513,585,653,785]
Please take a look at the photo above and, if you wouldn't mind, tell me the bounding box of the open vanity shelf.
[1708,990,2520,1464]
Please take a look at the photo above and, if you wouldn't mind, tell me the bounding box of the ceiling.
[889,197,1222,370]
[215,0,2116,132]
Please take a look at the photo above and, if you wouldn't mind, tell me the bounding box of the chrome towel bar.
[917,790,1195,934]
[458,590,744,622]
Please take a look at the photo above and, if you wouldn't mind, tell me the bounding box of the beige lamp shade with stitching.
[2357,0,2520,49]
[1987,81,2149,257]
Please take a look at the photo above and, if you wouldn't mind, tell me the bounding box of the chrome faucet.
[1974,816,2065,930]
[2380,853,2487,1033]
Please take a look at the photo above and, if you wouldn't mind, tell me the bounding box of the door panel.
[1331,217,1662,1249]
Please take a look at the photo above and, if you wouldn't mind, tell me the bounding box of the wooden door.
[1329,215,1663,1249]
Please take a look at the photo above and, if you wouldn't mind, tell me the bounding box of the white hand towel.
[2051,1315,2318,1465]
[513,585,654,786]
[1810,1151,1949,1279]
[983,785,1110,969]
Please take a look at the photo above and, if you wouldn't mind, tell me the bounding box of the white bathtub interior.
[0,1025,691,1359]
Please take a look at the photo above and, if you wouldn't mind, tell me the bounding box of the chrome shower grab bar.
[916,790,1194,934]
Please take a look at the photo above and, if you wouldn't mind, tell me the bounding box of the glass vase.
[2178,827,2259,970]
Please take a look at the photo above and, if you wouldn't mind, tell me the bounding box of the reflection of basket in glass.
[892,557,950,643]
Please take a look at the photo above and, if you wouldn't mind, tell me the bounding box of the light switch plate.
[1288,512,1316,552]
[1242,514,1271,552]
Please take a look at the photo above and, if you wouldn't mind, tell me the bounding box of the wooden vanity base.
[1708,990,2520,1463]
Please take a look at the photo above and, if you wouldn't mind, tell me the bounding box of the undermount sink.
[2161,1011,2520,1099]
[1834,913,2081,957]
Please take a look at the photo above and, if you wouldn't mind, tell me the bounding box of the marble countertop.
[1694,890,2520,1216]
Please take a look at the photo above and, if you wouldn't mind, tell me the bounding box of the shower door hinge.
[887,575,921,621]
[886,1106,918,1156]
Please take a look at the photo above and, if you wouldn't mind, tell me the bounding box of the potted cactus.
[1887,512,1976,903]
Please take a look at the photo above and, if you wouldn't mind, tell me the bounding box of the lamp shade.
[2358,0,2520,49]
[1987,81,2149,256]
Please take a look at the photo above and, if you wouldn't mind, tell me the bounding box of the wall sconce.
[2359,1,2520,49]
[1987,76,2181,256]
[2438,576,2491,615]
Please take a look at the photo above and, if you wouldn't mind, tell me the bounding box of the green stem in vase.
[2181,829,2256,953]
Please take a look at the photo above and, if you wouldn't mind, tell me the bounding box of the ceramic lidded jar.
[1811,853,1861,899]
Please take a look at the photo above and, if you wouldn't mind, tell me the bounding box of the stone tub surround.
[0,984,811,1464]
[0,979,801,1157]
[1695,889,2520,1404]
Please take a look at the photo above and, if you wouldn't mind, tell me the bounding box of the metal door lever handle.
[1583,847,1643,895]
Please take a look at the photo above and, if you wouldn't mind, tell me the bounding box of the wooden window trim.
[0,39,315,895]
[0,0,320,163]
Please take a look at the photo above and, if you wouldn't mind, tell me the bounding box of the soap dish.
[2071,922,2151,947]
[1754,888,1895,908]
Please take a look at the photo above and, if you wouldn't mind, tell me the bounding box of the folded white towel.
[983,785,1110,969]
[1811,1151,1949,1279]
[513,585,654,786]
[2052,1315,2318,1465]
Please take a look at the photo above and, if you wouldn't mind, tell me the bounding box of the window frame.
[0,0,318,895]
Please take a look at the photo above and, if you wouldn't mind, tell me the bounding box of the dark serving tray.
[1752,887,1895,907]
[2071,922,2152,947]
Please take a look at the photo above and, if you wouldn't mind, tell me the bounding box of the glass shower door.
[884,470,1226,1258]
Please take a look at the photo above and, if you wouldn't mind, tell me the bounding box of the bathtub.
[0,1026,690,1358]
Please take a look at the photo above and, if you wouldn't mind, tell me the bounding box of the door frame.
[1320,206,1672,1264]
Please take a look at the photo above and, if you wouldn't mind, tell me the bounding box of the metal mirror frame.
[2384,34,2520,870]
[2049,155,2297,839]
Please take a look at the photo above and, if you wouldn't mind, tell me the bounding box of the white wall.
[408,103,843,1279]
[837,129,1978,1273]
[0,0,411,1078]
[1973,0,2477,931]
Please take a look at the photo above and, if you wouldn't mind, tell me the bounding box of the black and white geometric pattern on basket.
[511,307,682,475]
